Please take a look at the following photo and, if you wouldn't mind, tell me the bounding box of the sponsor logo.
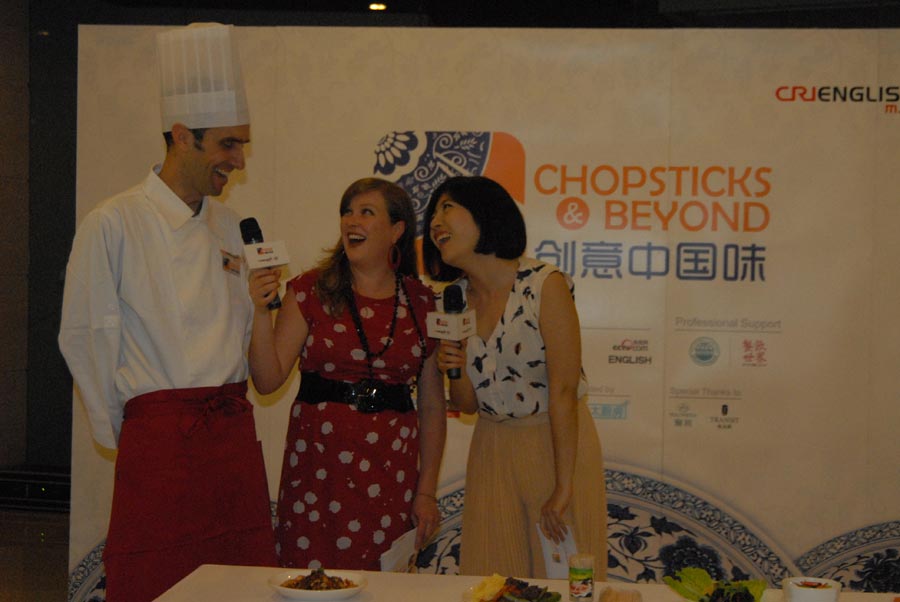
[588,400,629,420]
[689,336,720,366]
[608,355,652,365]
[609,338,652,365]
[668,402,697,428]
[612,338,649,352]
[709,415,741,430]
[775,85,900,115]
[741,338,769,367]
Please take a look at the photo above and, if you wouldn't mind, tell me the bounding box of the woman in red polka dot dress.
[248,178,446,570]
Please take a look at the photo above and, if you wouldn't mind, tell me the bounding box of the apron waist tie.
[124,381,251,437]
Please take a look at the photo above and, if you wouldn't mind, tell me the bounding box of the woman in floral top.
[423,176,606,579]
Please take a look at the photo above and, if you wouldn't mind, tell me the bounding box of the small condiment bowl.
[782,576,841,602]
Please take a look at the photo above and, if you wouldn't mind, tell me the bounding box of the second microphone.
[426,283,476,379]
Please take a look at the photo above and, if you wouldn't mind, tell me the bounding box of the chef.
[59,23,276,602]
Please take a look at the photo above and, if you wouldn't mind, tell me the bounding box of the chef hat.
[156,23,249,132]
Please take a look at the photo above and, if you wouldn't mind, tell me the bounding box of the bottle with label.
[569,553,594,601]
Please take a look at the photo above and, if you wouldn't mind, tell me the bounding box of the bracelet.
[415,492,437,501]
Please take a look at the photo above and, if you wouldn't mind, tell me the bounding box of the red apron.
[103,382,277,602]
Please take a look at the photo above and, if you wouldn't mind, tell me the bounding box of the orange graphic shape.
[556,197,590,231]
[483,132,526,204]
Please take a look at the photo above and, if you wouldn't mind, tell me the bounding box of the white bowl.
[268,569,367,600]
[782,576,841,602]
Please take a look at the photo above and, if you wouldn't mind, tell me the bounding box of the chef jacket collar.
[146,165,210,231]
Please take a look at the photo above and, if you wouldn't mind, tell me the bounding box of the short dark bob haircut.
[422,176,526,282]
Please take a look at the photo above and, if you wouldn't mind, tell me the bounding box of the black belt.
[298,372,414,413]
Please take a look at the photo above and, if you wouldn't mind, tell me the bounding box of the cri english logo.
[689,337,720,366]
[775,85,900,110]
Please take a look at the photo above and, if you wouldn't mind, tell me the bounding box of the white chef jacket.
[59,167,253,449]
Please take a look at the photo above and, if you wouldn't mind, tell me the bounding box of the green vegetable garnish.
[665,567,716,601]
[664,568,766,602]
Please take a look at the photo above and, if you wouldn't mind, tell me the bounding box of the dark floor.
[0,510,69,602]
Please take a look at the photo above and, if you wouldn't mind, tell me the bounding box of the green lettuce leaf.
[744,580,767,602]
[664,568,767,602]
[664,568,716,601]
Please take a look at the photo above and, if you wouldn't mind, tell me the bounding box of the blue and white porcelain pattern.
[67,470,900,600]
[602,464,797,586]
[415,480,465,575]
[371,130,491,238]
[796,521,900,592]
[68,542,105,602]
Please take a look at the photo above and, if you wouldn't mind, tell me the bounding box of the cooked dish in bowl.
[281,568,357,590]
[267,569,367,600]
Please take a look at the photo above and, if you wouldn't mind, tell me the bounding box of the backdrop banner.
[70,24,900,597]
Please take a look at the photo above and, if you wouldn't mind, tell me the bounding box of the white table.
[154,565,899,602]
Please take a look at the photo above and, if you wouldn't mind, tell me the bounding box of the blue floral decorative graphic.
[607,502,751,584]
[373,131,419,176]
[604,467,796,586]
[372,131,491,237]
[415,484,465,575]
[659,536,726,580]
[607,502,696,583]
[71,468,897,598]
[849,548,900,592]
[797,520,900,592]
[416,526,461,575]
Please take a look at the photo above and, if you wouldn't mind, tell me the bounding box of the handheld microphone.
[426,284,476,379]
[240,217,282,310]
[442,284,466,379]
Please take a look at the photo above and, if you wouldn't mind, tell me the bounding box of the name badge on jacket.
[221,250,242,276]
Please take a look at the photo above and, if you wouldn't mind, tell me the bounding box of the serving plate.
[268,569,367,600]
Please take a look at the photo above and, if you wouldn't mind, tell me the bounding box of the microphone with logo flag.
[426,283,476,380]
[239,217,282,310]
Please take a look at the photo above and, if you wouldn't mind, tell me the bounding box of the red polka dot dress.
[275,270,436,570]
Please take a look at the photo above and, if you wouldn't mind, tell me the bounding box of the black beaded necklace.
[347,274,427,381]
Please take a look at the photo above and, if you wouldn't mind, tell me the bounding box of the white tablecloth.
[154,565,898,602]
